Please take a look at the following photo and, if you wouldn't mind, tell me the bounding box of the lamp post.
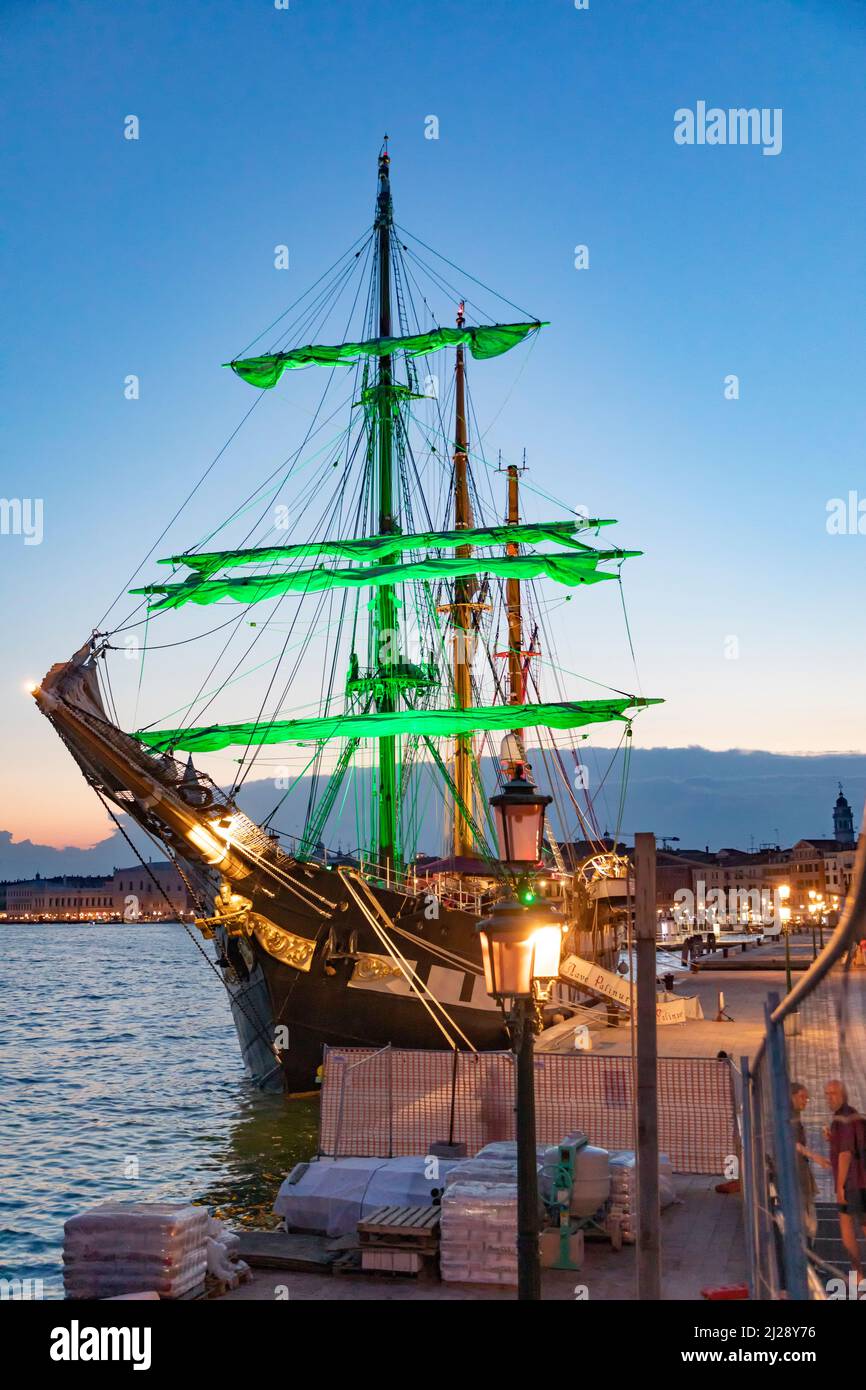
[476,899,562,1300]
[477,762,560,1301]
[778,884,792,993]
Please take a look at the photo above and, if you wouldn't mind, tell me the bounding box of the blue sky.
[3,0,865,848]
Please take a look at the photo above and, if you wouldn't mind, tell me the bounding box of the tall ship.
[34,144,659,1091]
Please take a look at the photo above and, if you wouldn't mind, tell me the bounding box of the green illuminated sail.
[160,519,618,576]
[136,698,660,754]
[226,321,546,389]
[133,551,628,612]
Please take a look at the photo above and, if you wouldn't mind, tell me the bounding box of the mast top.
[376,138,392,229]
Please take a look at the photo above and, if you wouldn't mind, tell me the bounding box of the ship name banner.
[559,954,701,1024]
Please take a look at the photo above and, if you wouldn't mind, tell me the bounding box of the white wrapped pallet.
[205,1216,251,1291]
[274,1156,462,1236]
[63,1202,208,1300]
[474,1141,556,1165]
[443,1159,517,1188]
[474,1141,559,1202]
[607,1152,676,1244]
[439,1181,519,1286]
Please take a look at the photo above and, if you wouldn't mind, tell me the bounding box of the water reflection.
[0,923,319,1295]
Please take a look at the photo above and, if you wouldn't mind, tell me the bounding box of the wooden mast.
[452,299,476,858]
[498,457,529,781]
[505,462,524,715]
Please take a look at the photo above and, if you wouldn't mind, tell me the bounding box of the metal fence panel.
[740,812,866,1299]
[319,1045,737,1173]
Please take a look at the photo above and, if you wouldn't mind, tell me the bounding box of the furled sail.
[160,519,619,575]
[226,321,546,389]
[133,551,631,612]
[136,697,661,754]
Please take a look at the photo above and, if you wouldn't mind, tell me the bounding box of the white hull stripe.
[347,959,499,1011]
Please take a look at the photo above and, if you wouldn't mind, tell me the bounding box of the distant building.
[783,785,859,915]
[833,784,856,845]
[823,847,857,900]
[632,785,860,927]
[654,849,716,911]
[785,840,835,913]
[2,874,110,919]
[0,863,196,921]
[104,864,197,919]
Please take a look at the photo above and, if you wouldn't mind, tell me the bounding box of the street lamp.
[778,884,793,992]
[478,760,559,1299]
[477,898,564,998]
[490,766,552,872]
[477,896,563,1302]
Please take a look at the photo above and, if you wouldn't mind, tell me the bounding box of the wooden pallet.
[357,1205,440,1254]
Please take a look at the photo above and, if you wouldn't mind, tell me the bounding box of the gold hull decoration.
[252,919,315,972]
[196,880,315,971]
[194,907,248,940]
[195,883,255,940]
[351,953,406,983]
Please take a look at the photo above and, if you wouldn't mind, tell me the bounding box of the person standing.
[823,1079,866,1278]
[790,1082,824,1242]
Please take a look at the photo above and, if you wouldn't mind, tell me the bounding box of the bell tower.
[833,783,855,845]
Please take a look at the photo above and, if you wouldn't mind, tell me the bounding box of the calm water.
[0,923,318,1298]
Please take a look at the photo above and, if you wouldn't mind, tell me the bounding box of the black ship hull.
[216,866,509,1092]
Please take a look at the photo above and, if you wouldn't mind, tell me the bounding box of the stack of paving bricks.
[439,1182,520,1286]
[63,1203,209,1299]
[608,1152,675,1243]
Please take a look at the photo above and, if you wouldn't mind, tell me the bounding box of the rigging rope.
[90,786,286,1077]
[233,228,374,359]
[339,870,476,1052]
[100,391,266,633]
[395,222,537,321]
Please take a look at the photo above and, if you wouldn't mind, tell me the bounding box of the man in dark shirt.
[824,1079,866,1278]
[790,1082,820,1241]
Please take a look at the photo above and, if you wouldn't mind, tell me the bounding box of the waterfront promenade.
[224,1171,744,1301]
[223,945,806,1301]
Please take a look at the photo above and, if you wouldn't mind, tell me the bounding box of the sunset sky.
[3,0,865,851]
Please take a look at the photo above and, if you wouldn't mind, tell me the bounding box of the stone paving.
[540,961,791,1061]
[222,1173,745,1302]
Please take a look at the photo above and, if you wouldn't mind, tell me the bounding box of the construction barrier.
[740,811,866,1300]
[319,1046,737,1174]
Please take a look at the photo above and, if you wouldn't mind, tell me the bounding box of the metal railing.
[741,812,866,1299]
